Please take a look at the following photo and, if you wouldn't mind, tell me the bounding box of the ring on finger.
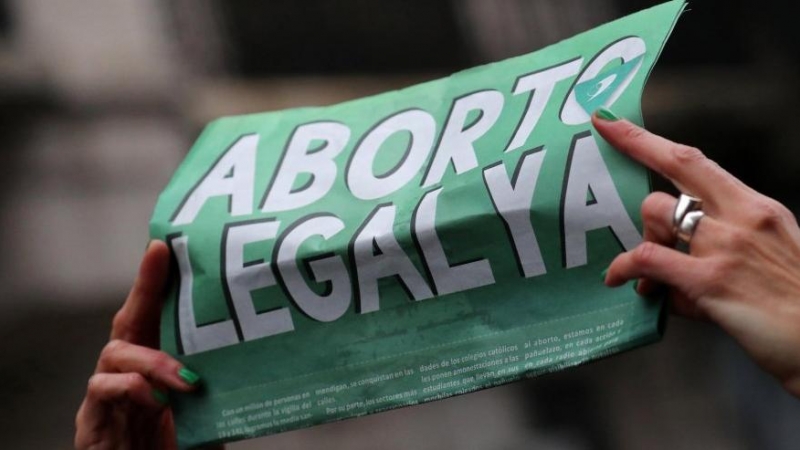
[672,193,703,231]
[676,210,705,244]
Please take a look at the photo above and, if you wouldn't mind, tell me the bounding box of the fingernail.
[178,367,201,385]
[152,388,169,405]
[145,239,155,251]
[633,279,640,293]
[595,107,620,122]
[600,267,609,283]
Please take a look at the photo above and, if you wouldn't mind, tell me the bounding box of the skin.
[76,116,800,449]
[593,113,800,397]
[74,241,224,450]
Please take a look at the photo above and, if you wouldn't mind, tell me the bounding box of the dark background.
[1,0,798,448]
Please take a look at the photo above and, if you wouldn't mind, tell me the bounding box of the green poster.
[150,1,685,447]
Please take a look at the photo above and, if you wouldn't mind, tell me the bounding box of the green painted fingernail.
[152,388,169,405]
[595,107,620,121]
[601,267,609,282]
[633,279,640,293]
[178,367,201,385]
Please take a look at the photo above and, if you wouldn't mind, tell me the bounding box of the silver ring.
[673,194,703,231]
[676,210,705,244]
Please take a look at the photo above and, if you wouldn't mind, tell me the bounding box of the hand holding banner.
[149,2,686,447]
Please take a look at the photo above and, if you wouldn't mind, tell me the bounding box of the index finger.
[111,240,171,347]
[591,111,752,211]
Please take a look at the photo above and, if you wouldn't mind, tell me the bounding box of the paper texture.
[149,1,685,447]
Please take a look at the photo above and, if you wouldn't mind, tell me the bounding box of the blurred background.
[1,0,798,449]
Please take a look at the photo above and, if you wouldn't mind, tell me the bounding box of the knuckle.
[86,374,104,396]
[622,123,647,141]
[118,373,147,398]
[632,242,659,267]
[124,373,147,391]
[748,198,789,230]
[100,339,126,362]
[151,351,175,375]
[670,144,706,167]
[641,194,666,222]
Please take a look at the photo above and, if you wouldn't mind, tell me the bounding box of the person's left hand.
[74,240,224,450]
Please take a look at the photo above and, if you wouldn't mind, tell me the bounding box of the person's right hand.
[593,110,800,397]
[74,240,221,450]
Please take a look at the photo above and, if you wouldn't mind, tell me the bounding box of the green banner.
[150,1,685,447]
